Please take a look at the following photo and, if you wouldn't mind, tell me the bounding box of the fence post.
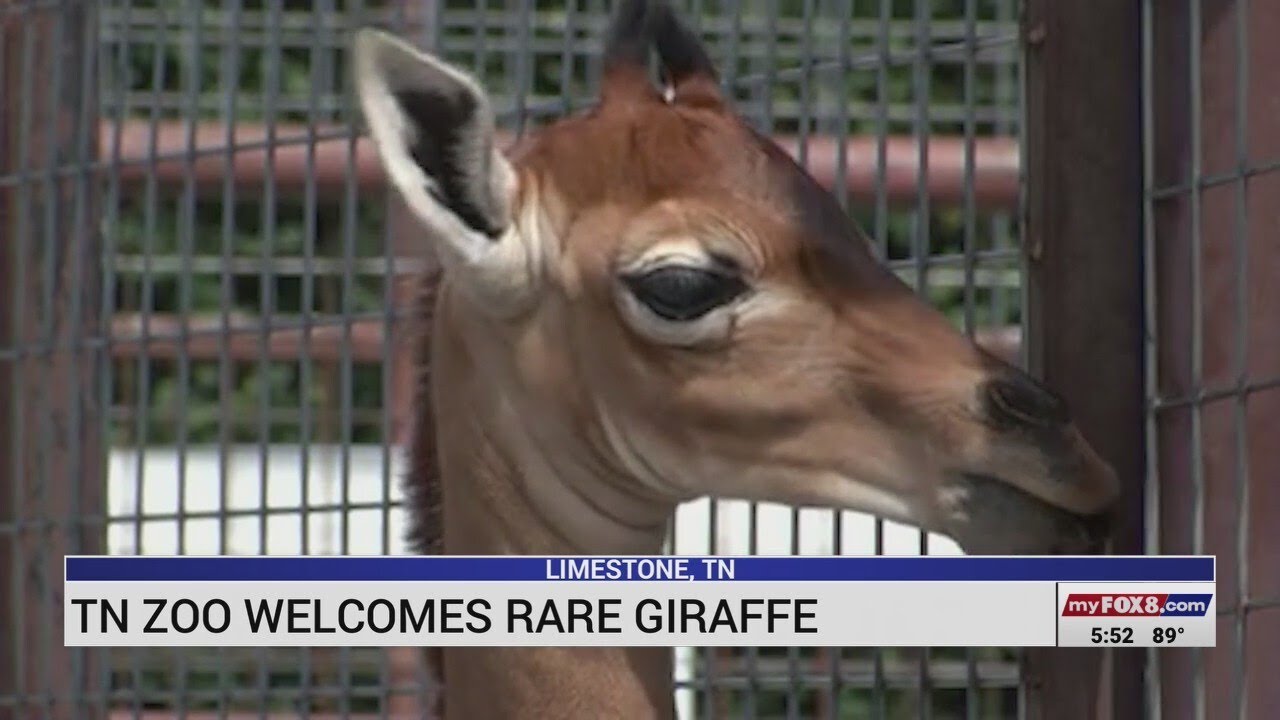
[1021,1,1145,719]
[0,3,104,719]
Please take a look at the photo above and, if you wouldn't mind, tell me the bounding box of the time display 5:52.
[1090,627,1134,644]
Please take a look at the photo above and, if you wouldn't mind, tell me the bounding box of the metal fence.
[1142,1,1280,718]
[1,0,1273,718]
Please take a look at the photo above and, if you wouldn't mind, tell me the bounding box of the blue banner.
[65,555,1215,583]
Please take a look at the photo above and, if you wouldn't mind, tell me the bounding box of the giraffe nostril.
[982,371,1071,432]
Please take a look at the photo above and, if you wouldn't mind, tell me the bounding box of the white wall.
[107,444,962,720]
[107,444,961,557]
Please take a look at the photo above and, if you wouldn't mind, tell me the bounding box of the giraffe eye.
[621,265,748,322]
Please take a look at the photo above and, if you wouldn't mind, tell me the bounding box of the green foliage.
[102,0,1019,450]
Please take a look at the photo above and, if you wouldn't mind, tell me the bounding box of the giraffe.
[351,2,1119,717]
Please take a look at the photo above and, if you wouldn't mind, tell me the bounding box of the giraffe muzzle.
[942,472,1115,556]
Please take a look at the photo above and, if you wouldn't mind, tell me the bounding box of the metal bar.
[97,0,129,715]
[911,2,933,716]
[1021,2,1146,720]
[297,0,330,714]
[1186,2,1207,716]
[215,12,243,656]
[379,6,404,718]
[744,1,778,713]
[338,4,366,716]
[872,1,892,715]
[826,2,852,715]
[787,2,816,714]
[254,4,285,714]
[68,4,98,709]
[961,1,981,717]
[1148,157,1280,198]
[117,0,146,708]
[0,3,104,718]
[171,1,204,714]
[1229,3,1251,718]
[81,312,999,364]
[1139,1,1162,717]
[93,8,1017,43]
[990,0,1016,377]
[1145,9,1194,702]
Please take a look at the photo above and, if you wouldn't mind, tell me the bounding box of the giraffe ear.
[352,29,539,314]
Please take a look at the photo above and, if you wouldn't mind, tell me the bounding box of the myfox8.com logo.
[1060,593,1212,617]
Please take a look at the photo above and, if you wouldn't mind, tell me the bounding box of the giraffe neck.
[413,282,678,720]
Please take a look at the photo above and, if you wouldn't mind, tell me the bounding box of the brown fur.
[403,263,446,716]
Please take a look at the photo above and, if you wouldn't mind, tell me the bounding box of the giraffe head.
[352,0,1119,554]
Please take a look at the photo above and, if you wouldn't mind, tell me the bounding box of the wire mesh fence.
[7,0,1272,719]
[15,0,1015,717]
[1141,1,1280,717]
[3,0,1027,716]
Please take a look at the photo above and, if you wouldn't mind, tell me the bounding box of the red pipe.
[98,121,1019,210]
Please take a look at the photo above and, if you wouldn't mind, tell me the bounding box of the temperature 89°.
[1153,626,1185,644]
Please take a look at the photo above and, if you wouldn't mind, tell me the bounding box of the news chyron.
[1056,584,1215,647]
[63,555,1216,648]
